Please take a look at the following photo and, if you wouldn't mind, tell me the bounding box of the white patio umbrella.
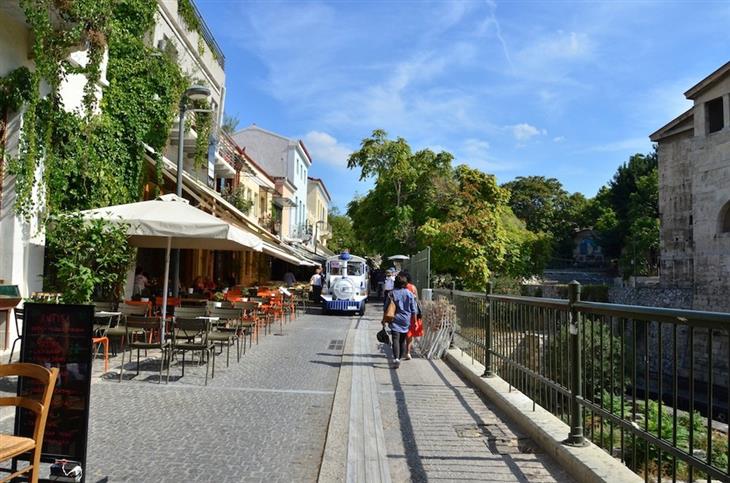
[82,194,263,340]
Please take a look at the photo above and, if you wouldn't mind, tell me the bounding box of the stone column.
[693,101,706,137]
[724,94,730,131]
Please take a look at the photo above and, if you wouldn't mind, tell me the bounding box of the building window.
[721,201,730,233]
[706,97,724,134]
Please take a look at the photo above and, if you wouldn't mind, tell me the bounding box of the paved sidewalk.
[321,307,574,483]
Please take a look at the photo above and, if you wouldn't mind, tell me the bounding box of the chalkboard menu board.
[15,303,94,477]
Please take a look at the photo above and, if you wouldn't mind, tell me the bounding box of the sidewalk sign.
[15,303,94,482]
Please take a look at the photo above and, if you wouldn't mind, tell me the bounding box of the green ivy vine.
[178,0,221,62]
[192,97,212,169]
[9,0,188,218]
[0,67,33,160]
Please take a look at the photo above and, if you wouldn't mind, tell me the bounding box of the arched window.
[721,201,730,233]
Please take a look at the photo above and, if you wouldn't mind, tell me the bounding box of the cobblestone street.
[86,310,349,482]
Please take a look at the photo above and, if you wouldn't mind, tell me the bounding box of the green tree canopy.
[346,130,453,254]
[346,131,550,290]
[221,113,239,134]
[327,208,366,255]
[502,176,568,234]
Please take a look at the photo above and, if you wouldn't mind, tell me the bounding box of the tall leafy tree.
[327,208,365,255]
[502,176,592,259]
[419,166,509,287]
[346,130,453,254]
[502,176,568,234]
[582,150,659,276]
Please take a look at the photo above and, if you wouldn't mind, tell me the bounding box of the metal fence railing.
[434,282,730,482]
[404,247,430,294]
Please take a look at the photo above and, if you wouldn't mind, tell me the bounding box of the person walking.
[283,270,296,287]
[309,266,323,301]
[401,271,423,360]
[382,274,417,369]
[382,267,396,300]
[133,266,148,297]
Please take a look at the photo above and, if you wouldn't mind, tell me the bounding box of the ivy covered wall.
[7,0,209,218]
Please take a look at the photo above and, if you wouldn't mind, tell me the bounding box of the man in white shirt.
[383,268,396,300]
[310,266,323,301]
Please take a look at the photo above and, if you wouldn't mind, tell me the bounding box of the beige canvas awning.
[82,194,263,339]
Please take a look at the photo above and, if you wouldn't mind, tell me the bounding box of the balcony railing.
[433,283,730,481]
[292,223,312,241]
[217,131,243,171]
[184,0,225,68]
[258,215,279,236]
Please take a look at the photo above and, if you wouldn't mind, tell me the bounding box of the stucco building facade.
[232,125,313,242]
[650,61,730,312]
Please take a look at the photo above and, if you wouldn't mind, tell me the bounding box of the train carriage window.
[347,262,363,276]
[328,261,342,275]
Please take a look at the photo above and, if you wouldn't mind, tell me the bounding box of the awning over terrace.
[262,242,314,266]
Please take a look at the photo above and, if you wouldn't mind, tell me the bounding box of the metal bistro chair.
[167,306,208,343]
[118,316,171,384]
[106,303,148,355]
[248,296,274,339]
[206,300,232,311]
[8,308,23,363]
[0,363,59,483]
[173,306,208,319]
[293,288,308,314]
[180,298,208,308]
[234,301,263,345]
[208,307,247,364]
[93,301,117,333]
[172,318,215,385]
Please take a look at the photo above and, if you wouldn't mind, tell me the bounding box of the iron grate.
[328,339,344,351]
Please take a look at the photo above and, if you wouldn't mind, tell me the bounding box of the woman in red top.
[402,272,423,360]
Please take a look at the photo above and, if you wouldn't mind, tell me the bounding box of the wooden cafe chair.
[0,363,60,483]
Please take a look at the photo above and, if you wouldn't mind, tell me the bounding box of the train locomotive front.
[320,251,368,316]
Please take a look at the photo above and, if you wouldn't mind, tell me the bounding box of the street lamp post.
[171,85,211,297]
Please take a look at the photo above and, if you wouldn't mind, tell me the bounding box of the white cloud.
[462,138,491,157]
[302,131,352,168]
[511,123,547,142]
[553,136,565,143]
[477,0,513,69]
[519,31,593,64]
[585,137,653,153]
[450,138,520,173]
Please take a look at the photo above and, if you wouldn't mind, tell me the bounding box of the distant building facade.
[307,177,332,251]
[572,229,604,265]
[232,125,313,241]
[650,61,730,312]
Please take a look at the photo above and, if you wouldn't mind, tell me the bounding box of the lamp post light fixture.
[175,85,212,197]
[171,85,212,297]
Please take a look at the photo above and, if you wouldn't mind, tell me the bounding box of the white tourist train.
[321,251,369,316]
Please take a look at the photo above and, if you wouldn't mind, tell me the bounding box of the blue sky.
[198,0,729,211]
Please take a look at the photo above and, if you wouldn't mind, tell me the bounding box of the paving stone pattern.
[1,304,575,482]
[85,310,349,482]
[366,318,575,482]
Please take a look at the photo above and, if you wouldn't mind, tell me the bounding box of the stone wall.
[607,286,693,309]
[522,283,694,308]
